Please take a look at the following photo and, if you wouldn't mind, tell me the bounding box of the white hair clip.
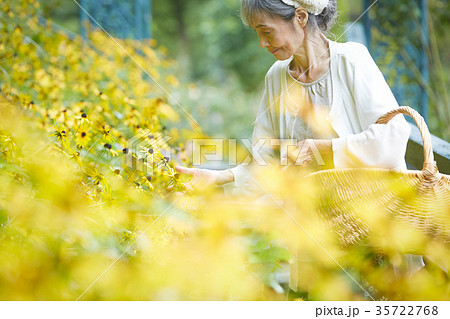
[281,0,329,15]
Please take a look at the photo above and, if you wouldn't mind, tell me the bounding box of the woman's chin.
[271,49,291,61]
[274,53,291,61]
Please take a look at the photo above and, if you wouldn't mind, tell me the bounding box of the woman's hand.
[283,139,334,168]
[175,166,234,189]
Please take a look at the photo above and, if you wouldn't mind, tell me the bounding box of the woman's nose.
[259,36,269,48]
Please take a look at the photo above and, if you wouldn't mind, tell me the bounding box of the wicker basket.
[306,106,450,250]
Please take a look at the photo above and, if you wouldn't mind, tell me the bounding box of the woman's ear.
[295,7,309,28]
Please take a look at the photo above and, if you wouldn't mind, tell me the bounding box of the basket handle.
[375,106,438,178]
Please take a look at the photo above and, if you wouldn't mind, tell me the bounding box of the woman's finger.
[175,166,223,187]
[175,165,196,176]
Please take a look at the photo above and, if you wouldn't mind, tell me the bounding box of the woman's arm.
[331,44,411,170]
[284,138,334,169]
[175,166,234,186]
[229,77,280,192]
[176,76,278,192]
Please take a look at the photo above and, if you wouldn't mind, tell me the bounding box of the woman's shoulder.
[331,40,373,65]
[332,40,369,52]
[264,58,291,82]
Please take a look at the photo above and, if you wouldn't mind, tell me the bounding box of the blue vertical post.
[419,0,429,123]
[80,0,88,39]
[79,0,151,40]
[135,0,143,40]
[135,0,152,39]
[147,0,152,39]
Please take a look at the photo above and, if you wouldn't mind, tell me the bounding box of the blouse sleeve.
[331,44,411,171]
[229,76,279,195]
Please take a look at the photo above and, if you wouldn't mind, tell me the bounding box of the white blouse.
[284,64,338,141]
[230,40,411,195]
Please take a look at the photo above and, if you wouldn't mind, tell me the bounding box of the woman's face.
[250,12,305,60]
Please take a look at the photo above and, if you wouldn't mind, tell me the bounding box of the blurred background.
[39,0,449,141]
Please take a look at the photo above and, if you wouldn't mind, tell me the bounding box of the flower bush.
[0,0,281,300]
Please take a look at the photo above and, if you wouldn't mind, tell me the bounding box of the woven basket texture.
[306,106,450,249]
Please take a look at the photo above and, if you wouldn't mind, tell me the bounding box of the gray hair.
[241,0,337,32]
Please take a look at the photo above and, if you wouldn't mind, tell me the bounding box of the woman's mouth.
[270,48,279,55]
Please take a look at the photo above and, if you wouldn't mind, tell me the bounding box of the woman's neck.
[290,32,330,83]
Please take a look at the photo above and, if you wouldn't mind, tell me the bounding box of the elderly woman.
[176,0,411,193]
